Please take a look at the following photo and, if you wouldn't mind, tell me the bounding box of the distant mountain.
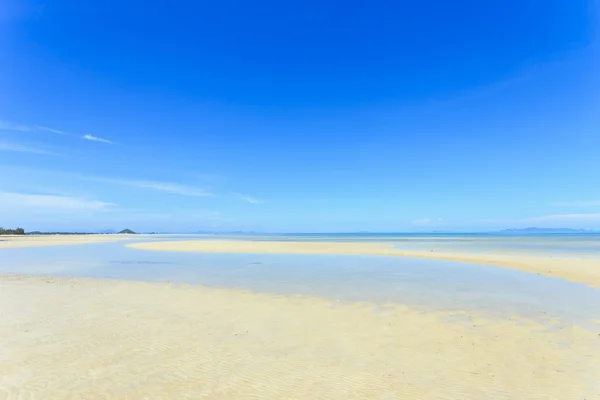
[500,227,594,233]
[98,229,117,234]
[118,229,137,234]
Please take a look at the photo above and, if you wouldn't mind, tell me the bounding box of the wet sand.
[127,239,600,288]
[1,274,599,399]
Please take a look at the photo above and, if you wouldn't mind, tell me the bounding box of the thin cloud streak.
[0,192,114,211]
[233,192,263,204]
[0,141,57,155]
[0,120,32,132]
[2,120,114,144]
[82,134,112,144]
[35,125,68,134]
[95,177,213,197]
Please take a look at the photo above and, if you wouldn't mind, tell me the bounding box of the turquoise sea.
[1,233,599,327]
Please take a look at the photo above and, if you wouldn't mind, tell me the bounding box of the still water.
[1,239,599,326]
[120,232,600,257]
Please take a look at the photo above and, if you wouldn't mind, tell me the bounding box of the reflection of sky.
[2,241,600,328]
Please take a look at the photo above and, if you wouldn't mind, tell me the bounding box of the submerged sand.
[127,240,600,288]
[1,274,599,399]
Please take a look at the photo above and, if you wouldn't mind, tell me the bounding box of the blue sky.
[1,0,599,232]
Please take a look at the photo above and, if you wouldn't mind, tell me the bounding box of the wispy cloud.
[34,125,68,135]
[2,119,113,143]
[95,178,213,197]
[0,120,67,134]
[0,192,114,211]
[0,120,32,132]
[0,141,57,155]
[233,192,263,204]
[82,134,112,144]
[551,201,600,207]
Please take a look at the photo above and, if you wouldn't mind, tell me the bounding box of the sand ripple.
[1,275,599,399]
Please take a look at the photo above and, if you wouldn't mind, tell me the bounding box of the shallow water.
[1,241,599,326]
[125,232,600,257]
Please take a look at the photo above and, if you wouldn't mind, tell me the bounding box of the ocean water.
[1,237,600,326]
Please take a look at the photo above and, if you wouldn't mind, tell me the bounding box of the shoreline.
[127,239,600,288]
[2,273,599,399]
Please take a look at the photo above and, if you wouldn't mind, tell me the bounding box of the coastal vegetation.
[1,228,137,235]
[0,227,25,235]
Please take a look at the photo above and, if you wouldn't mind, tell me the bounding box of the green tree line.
[0,227,25,235]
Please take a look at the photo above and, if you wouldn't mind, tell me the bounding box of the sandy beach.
[127,239,600,288]
[1,274,599,399]
[0,235,134,249]
[2,236,600,398]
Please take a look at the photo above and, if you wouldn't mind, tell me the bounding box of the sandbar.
[1,274,599,399]
[127,240,600,288]
[0,234,135,249]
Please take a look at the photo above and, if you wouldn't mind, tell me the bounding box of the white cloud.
[0,120,32,132]
[1,120,72,135]
[34,125,68,135]
[0,192,116,231]
[551,201,600,207]
[233,192,263,204]
[0,141,57,155]
[82,134,112,144]
[0,192,114,212]
[2,120,113,143]
[95,178,213,197]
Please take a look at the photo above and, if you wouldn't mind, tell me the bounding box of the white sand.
[2,237,600,398]
[127,239,600,288]
[1,274,599,399]
[0,234,134,249]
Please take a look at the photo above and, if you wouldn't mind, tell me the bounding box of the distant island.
[500,227,595,233]
[118,229,137,234]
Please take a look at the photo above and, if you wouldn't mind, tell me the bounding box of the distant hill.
[500,227,594,233]
[118,229,137,234]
